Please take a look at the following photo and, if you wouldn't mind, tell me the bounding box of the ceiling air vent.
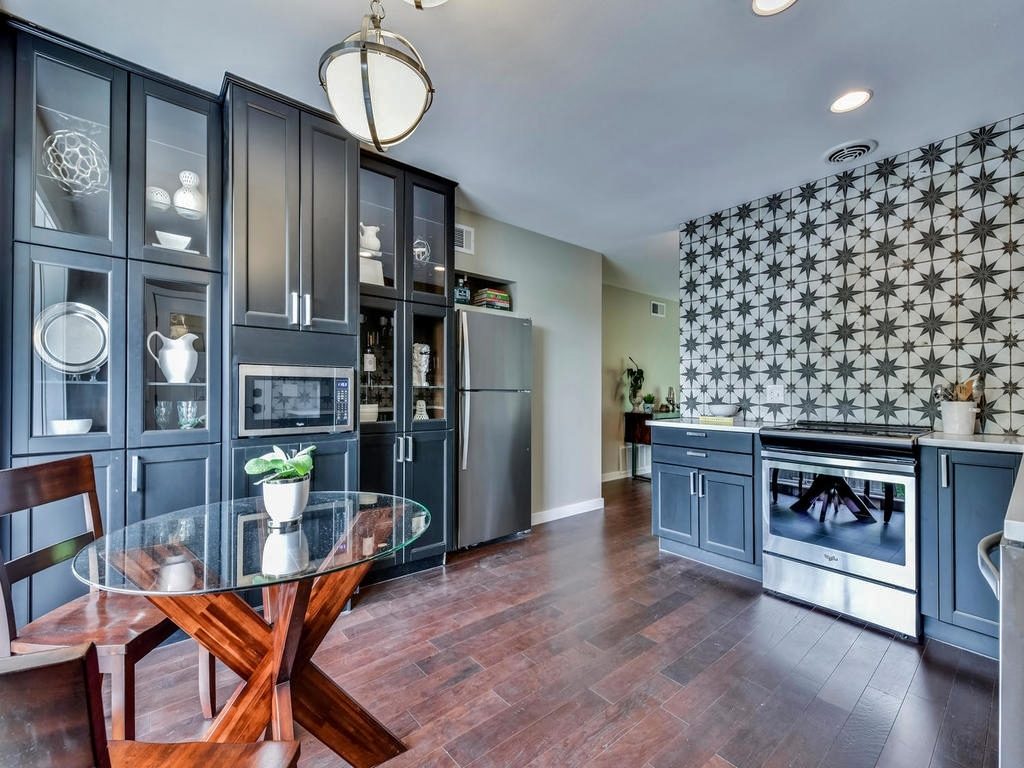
[651,300,666,318]
[825,140,878,164]
[454,223,475,255]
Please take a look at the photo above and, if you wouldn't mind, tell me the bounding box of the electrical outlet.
[765,384,785,403]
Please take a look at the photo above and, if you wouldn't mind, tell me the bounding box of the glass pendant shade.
[403,0,448,7]
[319,12,434,152]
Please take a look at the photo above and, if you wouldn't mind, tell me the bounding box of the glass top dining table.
[71,491,430,596]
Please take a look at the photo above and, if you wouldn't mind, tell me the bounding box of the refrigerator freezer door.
[458,390,531,547]
[459,310,533,391]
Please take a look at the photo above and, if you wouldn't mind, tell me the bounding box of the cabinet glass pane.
[33,55,112,239]
[142,277,208,433]
[30,262,111,437]
[360,306,398,426]
[359,169,397,289]
[144,96,209,258]
[410,184,446,296]
[411,312,446,423]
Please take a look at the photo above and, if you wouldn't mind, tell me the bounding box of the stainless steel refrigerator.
[457,309,533,548]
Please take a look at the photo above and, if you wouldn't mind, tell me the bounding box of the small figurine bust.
[412,343,431,387]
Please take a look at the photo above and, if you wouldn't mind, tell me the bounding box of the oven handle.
[978,531,1002,600]
[760,450,916,476]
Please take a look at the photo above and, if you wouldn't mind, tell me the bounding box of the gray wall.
[679,111,1024,434]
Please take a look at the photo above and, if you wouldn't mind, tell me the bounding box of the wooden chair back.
[0,643,109,768]
[0,455,104,655]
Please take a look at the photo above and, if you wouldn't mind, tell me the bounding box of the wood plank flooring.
[125,479,999,768]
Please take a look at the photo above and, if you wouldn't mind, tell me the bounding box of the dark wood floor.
[128,479,999,768]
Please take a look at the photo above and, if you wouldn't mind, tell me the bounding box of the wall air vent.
[825,140,878,164]
[651,300,666,318]
[454,223,475,254]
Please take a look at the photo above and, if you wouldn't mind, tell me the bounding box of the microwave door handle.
[978,531,1003,599]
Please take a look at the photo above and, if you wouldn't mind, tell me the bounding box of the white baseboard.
[532,497,605,526]
[602,470,629,482]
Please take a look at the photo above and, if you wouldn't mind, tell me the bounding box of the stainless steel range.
[759,421,931,637]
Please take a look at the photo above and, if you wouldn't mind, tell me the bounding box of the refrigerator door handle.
[461,310,471,391]
[461,392,471,471]
[978,531,1002,599]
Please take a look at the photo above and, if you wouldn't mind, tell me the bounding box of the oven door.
[761,450,917,591]
[238,364,353,437]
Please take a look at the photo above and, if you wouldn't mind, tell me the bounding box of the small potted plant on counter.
[934,378,980,435]
[642,393,656,414]
[244,445,316,524]
[625,357,645,413]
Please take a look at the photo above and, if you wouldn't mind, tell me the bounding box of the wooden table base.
[145,562,405,768]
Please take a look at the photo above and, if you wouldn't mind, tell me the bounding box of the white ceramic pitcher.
[147,331,199,384]
[359,223,382,252]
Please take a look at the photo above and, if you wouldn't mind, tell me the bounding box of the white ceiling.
[7,0,1024,299]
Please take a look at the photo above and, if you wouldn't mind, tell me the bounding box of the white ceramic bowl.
[48,418,92,435]
[709,404,740,417]
[359,403,380,423]
[155,230,192,250]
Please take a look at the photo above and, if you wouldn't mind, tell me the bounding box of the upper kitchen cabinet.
[359,152,455,306]
[14,34,127,257]
[128,75,222,271]
[11,243,126,455]
[228,83,358,335]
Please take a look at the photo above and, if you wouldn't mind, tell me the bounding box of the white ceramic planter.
[261,528,310,577]
[941,401,979,435]
[262,476,310,524]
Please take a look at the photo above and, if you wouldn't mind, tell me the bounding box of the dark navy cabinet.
[699,470,755,563]
[652,462,698,546]
[921,447,1019,646]
[231,435,357,499]
[126,444,220,524]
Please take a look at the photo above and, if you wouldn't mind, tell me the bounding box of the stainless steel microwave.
[237,364,354,438]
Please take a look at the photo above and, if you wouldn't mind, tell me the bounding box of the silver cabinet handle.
[940,453,950,488]
[303,293,312,327]
[406,435,414,462]
[978,531,1002,599]
[698,473,706,498]
[685,431,706,438]
[130,455,142,493]
[396,435,405,463]
[289,291,300,325]
[686,450,707,458]
[689,471,697,496]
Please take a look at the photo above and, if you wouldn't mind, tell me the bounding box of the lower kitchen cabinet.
[921,447,1020,643]
[652,462,698,546]
[126,444,220,524]
[699,470,754,563]
[360,429,452,569]
[230,435,357,498]
[6,450,125,625]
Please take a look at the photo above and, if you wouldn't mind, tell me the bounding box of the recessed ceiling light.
[830,89,873,113]
[752,0,798,16]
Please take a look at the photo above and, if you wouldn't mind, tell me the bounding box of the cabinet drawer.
[651,427,753,455]
[651,445,753,475]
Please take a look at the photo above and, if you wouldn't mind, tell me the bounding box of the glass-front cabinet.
[409,303,449,429]
[129,76,221,271]
[359,297,403,432]
[127,262,221,447]
[358,153,453,305]
[12,244,126,454]
[14,35,128,257]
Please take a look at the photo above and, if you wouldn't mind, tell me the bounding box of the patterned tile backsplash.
[678,112,1024,434]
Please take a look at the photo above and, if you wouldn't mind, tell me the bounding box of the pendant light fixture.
[403,0,448,7]
[319,0,434,152]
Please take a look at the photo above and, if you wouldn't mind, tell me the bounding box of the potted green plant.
[625,357,645,413]
[243,445,316,523]
[642,393,656,414]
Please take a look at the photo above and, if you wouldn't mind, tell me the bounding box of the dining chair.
[0,454,217,740]
[0,643,299,768]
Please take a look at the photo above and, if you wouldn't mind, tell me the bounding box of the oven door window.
[768,464,909,568]
[243,373,336,434]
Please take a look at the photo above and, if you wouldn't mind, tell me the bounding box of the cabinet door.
[14,34,127,257]
[358,155,404,300]
[359,432,403,568]
[698,470,754,563]
[359,295,405,433]
[304,436,358,493]
[228,86,300,330]
[128,75,221,271]
[407,302,452,431]
[406,172,453,305]
[938,450,1020,637]
[12,244,126,455]
[300,112,357,335]
[231,439,303,499]
[126,444,220,524]
[127,261,221,447]
[9,450,125,626]
[403,430,451,562]
[652,462,698,546]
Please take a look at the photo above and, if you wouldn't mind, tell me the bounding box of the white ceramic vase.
[147,331,199,383]
[157,554,195,592]
[262,475,310,524]
[261,528,310,577]
[173,170,205,220]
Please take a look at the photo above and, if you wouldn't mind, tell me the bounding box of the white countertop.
[646,417,779,434]
[918,433,1024,453]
